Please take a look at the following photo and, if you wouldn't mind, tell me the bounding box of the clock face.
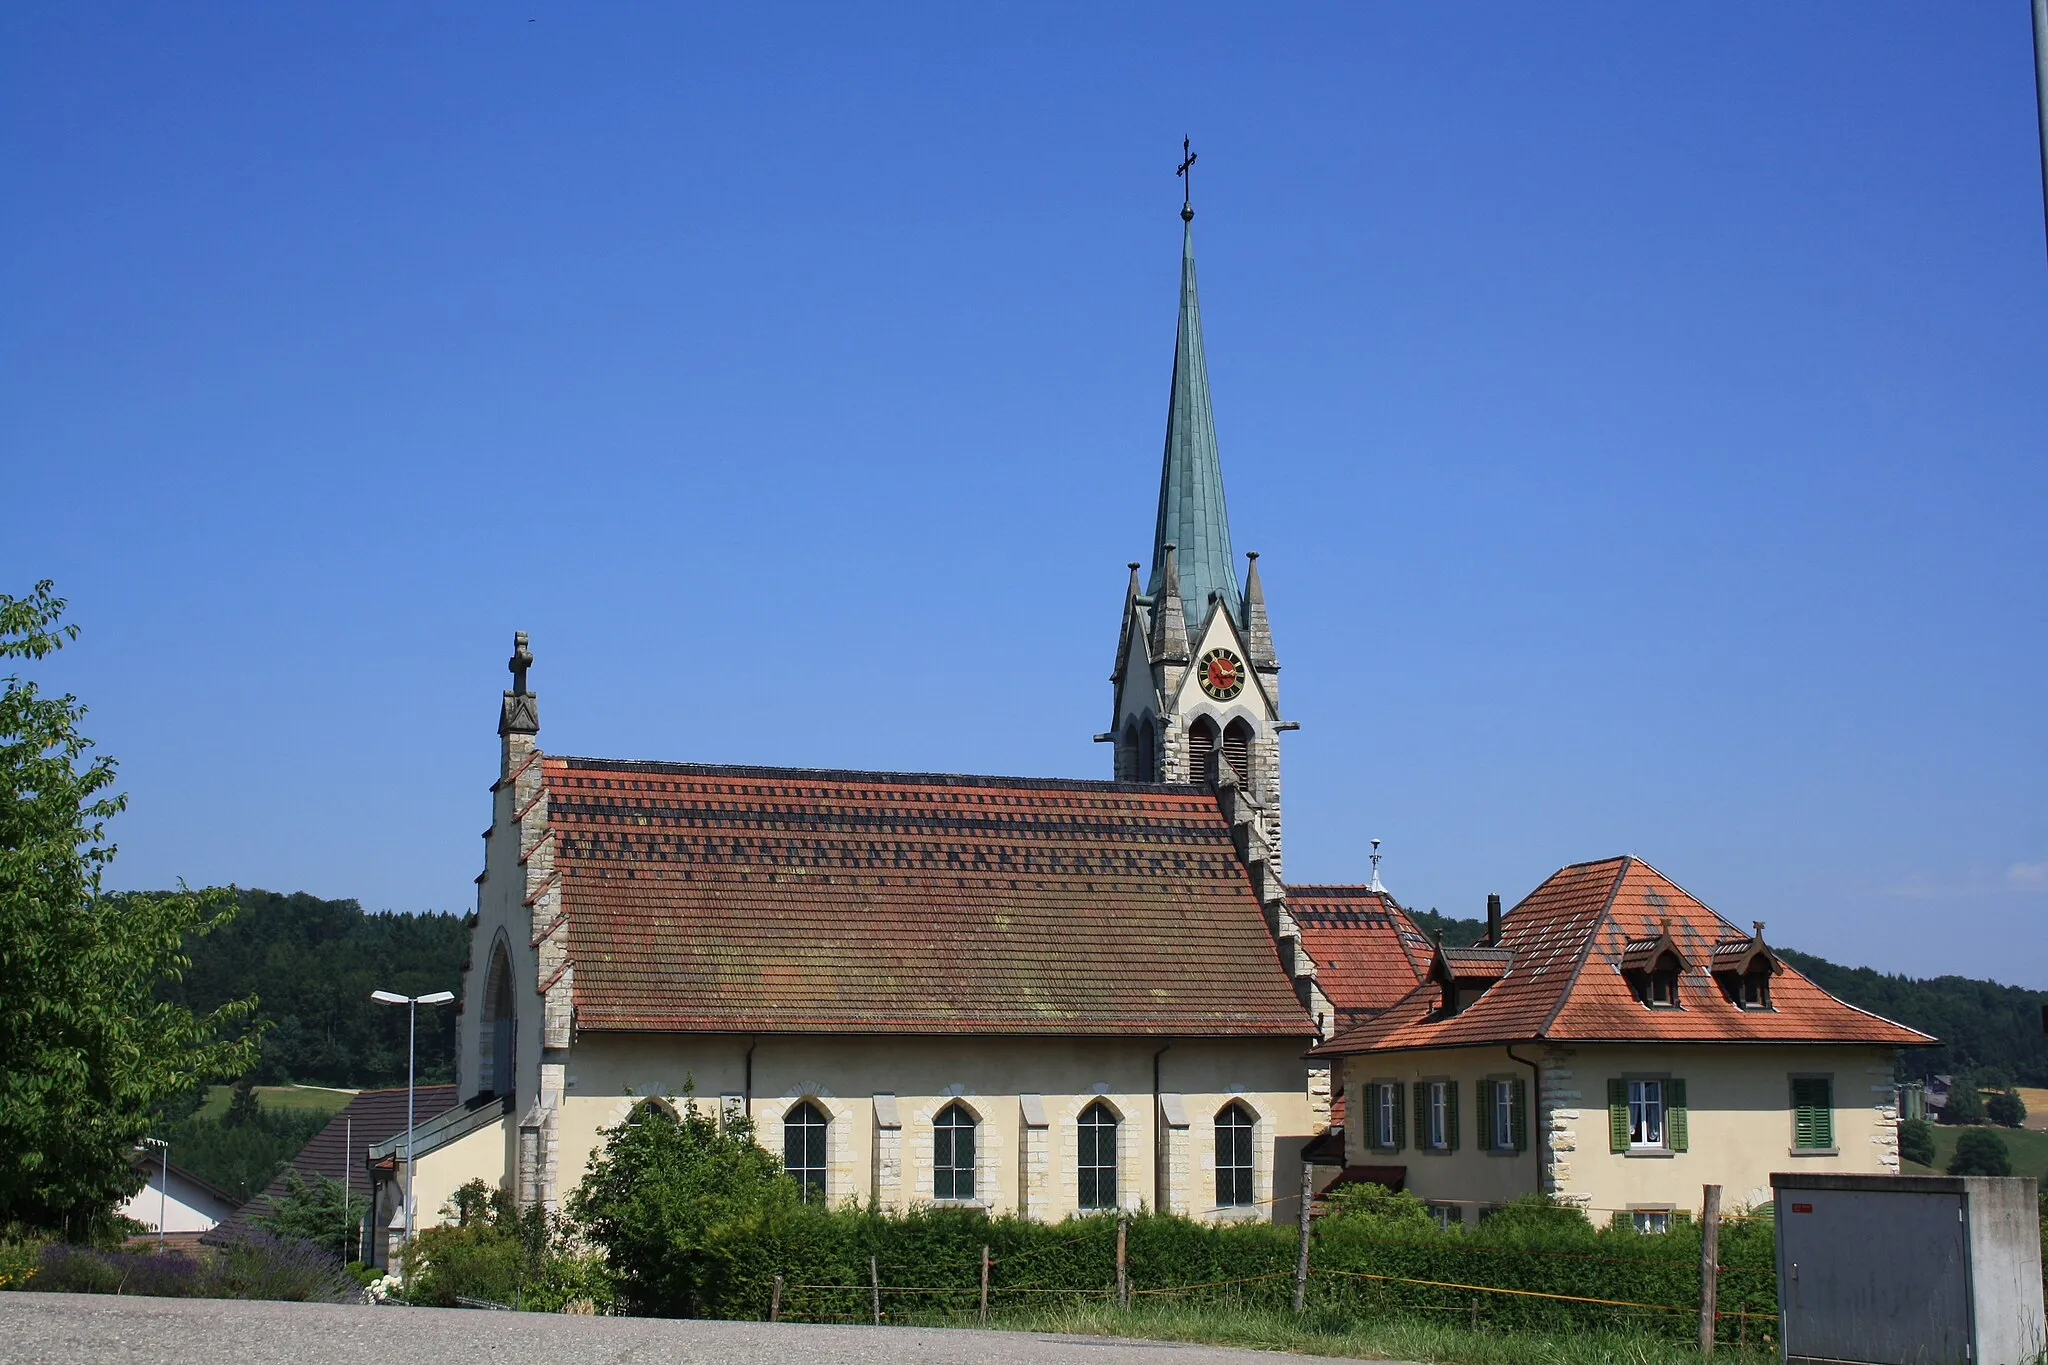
[1198,648,1247,701]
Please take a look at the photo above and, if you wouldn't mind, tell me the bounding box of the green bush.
[407,1180,609,1312]
[566,1099,1777,1342]
[1898,1118,1936,1166]
[1948,1127,2012,1176]
[0,1236,46,1291]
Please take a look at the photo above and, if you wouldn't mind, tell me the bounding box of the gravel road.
[0,1292,1391,1364]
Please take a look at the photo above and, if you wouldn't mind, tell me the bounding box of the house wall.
[425,1032,1321,1225]
[118,1170,234,1233]
[1343,1043,1899,1223]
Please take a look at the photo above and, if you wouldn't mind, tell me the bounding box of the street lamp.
[140,1137,168,1250]
[371,988,456,1256]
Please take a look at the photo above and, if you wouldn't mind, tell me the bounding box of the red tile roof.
[1289,886,1431,1025]
[1313,857,1934,1056]
[547,758,1314,1036]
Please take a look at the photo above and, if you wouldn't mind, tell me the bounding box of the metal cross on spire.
[1177,137,1197,222]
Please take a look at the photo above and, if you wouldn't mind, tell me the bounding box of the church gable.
[545,758,1313,1038]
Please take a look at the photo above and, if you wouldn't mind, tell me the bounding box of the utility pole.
[141,1137,169,1250]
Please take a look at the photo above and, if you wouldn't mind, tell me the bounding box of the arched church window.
[1186,717,1219,787]
[1222,720,1254,790]
[1078,1102,1118,1210]
[1121,721,1139,782]
[1136,720,1156,783]
[934,1103,976,1201]
[1215,1103,1255,1208]
[784,1101,828,1203]
[482,939,516,1100]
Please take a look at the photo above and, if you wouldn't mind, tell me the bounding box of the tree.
[252,1170,372,1263]
[1984,1089,2027,1129]
[1946,1128,2012,1177]
[1942,1078,1985,1126]
[1898,1117,1937,1167]
[0,582,258,1237]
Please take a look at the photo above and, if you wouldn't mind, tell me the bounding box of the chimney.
[1486,893,1502,946]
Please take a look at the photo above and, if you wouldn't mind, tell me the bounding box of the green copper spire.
[1148,213,1240,631]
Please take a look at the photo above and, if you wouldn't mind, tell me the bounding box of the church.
[367,188,1435,1252]
[368,182,1922,1259]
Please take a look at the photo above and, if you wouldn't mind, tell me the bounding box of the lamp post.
[371,988,456,1258]
[140,1137,168,1250]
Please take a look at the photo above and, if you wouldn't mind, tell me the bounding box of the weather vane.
[1177,137,1197,221]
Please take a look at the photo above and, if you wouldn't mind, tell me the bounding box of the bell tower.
[1104,159,1291,875]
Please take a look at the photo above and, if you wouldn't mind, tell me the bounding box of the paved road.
[0,1292,1391,1364]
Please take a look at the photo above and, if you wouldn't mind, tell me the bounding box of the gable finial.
[509,631,534,696]
[1369,837,1384,892]
[1177,137,1197,223]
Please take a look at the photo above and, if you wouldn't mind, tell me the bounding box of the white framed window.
[1425,1202,1462,1231]
[1373,1083,1397,1149]
[1628,1079,1664,1148]
[1427,1080,1448,1150]
[1632,1208,1672,1234]
[1491,1080,1514,1151]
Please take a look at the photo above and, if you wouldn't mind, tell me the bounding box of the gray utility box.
[1773,1173,2043,1365]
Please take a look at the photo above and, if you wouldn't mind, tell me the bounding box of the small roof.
[553,758,1314,1037]
[1289,886,1431,1026]
[205,1085,458,1244]
[1313,856,1934,1056]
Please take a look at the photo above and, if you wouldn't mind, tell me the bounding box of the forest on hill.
[154,888,467,1089]
[1406,910,2046,1085]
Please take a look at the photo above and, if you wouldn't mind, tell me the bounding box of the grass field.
[904,1302,1775,1365]
[2016,1087,2048,1130]
[194,1083,354,1121]
[1901,1122,2048,1181]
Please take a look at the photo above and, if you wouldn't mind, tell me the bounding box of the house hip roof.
[1311,856,1935,1057]
[548,757,1315,1037]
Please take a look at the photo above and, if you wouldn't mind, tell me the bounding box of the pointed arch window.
[934,1103,976,1201]
[482,938,516,1099]
[784,1101,828,1202]
[1222,720,1254,789]
[1186,717,1219,787]
[1135,720,1156,783]
[1078,1102,1119,1210]
[1215,1103,1255,1208]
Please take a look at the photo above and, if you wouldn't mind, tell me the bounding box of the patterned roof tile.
[1290,886,1432,1025]
[551,758,1313,1036]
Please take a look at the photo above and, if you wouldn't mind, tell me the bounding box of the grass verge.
[901,1300,1778,1365]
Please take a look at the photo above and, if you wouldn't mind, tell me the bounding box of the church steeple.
[1148,216,1240,632]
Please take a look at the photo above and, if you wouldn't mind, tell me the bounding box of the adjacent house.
[119,1153,239,1245]
[1311,856,1934,1227]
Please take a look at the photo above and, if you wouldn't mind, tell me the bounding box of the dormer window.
[1711,922,1779,1011]
[1642,957,1681,1008]
[1621,925,1691,1010]
[1428,940,1514,1019]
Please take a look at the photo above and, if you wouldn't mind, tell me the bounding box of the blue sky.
[4,4,2045,986]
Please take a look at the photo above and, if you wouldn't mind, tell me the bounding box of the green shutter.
[1511,1078,1529,1153]
[1446,1081,1460,1152]
[1391,1083,1406,1152]
[1413,1082,1428,1150]
[1608,1079,1630,1152]
[1476,1080,1493,1152]
[1792,1078,1833,1149]
[1666,1079,1688,1153]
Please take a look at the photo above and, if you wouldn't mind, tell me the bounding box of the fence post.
[870,1254,881,1327]
[1115,1213,1129,1308]
[1468,1295,1479,1332]
[1292,1161,1313,1313]
[770,1273,782,1323]
[1698,1183,1721,1355]
[980,1244,990,1325]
